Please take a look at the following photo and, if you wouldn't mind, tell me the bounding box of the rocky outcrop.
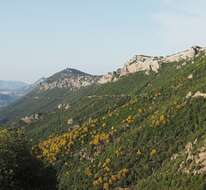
[21,113,42,124]
[40,76,100,91]
[98,46,206,84]
[192,91,206,98]
[57,103,71,110]
[186,91,206,99]
[187,74,193,80]
[40,68,102,91]
[186,91,192,99]
[67,118,73,125]
[178,140,206,175]
[39,46,206,89]
[163,46,204,63]
[98,72,114,84]
[97,55,162,84]
[121,55,161,76]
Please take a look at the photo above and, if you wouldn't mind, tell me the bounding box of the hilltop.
[39,68,102,91]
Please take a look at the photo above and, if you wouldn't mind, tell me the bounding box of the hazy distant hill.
[0,80,29,108]
[0,80,28,91]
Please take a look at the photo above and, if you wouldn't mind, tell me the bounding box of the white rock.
[58,104,63,109]
[65,104,70,110]
[98,46,206,84]
[187,74,193,79]
[193,91,206,98]
[163,46,204,63]
[186,91,192,98]
[98,73,113,84]
[67,118,73,125]
[120,55,161,77]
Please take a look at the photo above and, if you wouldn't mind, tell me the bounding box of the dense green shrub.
[0,128,57,190]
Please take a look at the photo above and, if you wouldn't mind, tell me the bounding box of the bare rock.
[192,91,206,98]
[187,74,193,79]
[67,118,74,125]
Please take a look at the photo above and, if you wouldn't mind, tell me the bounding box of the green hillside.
[2,53,206,189]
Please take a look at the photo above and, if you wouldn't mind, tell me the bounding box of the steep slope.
[45,53,206,190]
[2,47,206,190]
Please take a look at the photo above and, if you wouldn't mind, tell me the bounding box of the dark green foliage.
[0,129,57,190]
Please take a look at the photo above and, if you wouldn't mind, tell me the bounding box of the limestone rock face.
[40,68,102,91]
[163,46,205,63]
[97,46,206,84]
[97,55,162,84]
[120,55,161,76]
[39,46,206,89]
[98,73,114,84]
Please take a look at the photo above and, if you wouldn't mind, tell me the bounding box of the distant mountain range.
[0,80,30,108]
[0,78,48,109]
[0,80,28,91]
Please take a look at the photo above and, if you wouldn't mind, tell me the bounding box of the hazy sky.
[1,0,206,83]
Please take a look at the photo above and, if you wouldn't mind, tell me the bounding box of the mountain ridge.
[39,68,102,91]
[38,46,206,91]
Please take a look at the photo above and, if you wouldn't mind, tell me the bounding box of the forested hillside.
[2,50,206,190]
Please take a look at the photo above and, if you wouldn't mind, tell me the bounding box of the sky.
[1,0,206,83]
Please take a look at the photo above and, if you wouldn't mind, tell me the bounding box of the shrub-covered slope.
[2,53,206,189]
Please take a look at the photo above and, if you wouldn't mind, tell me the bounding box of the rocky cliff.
[98,46,206,84]
[39,46,206,90]
[39,68,102,91]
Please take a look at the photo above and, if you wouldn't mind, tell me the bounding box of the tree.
[0,128,57,190]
